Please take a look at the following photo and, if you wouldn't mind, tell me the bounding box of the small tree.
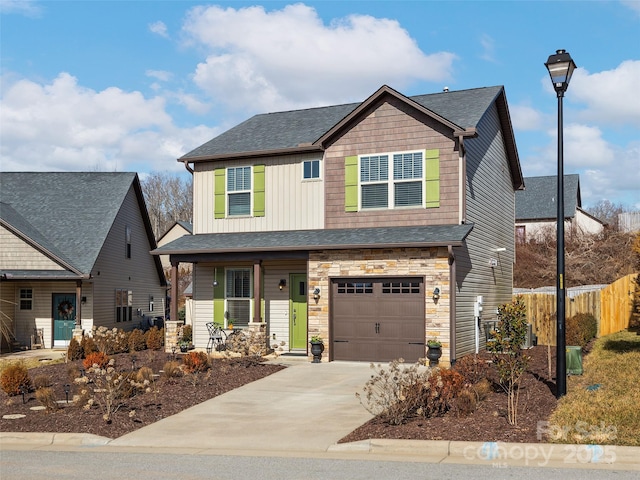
[487,296,530,426]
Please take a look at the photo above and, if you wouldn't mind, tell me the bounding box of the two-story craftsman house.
[154,85,523,364]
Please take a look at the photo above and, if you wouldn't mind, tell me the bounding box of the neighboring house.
[157,221,193,273]
[515,174,606,243]
[0,172,167,351]
[618,212,640,233]
[154,85,524,364]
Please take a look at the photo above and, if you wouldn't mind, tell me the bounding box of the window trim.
[115,289,133,322]
[227,166,252,217]
[224,268,253,328]
[19,288,33,310]
[302,159,321,181]
[359,150,425,210]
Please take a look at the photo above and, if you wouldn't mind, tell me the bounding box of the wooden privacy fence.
[514,273,637,346]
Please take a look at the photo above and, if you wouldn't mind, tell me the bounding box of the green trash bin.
[566,346,583,375]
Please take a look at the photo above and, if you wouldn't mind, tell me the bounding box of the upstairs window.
[303,159,320,180]
[360,151,423,209]
[345,149,439,212]
[215,165,265,218]
[227,166,251,216]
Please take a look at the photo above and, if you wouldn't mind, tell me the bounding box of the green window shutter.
[345,155,358,212]
[214,169,226,219]
[213,269,225,327]
[425,149,440,208]
[253,164,265,217]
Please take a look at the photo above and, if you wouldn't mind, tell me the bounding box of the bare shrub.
[182,351,210,373]
[145,326,164,351]
[35,387,58,412]
[136,366,154,383]
[162,361,182,379]
[32,374,52,390]
[0,362,31,396]
[92,326,129,354]
[66,338,83,361]
[356,359,430,425]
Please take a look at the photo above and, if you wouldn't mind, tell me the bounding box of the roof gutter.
[183,159,194,175]
[179,145,323,164]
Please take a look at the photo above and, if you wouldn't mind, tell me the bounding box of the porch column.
[253,260,262,323]
[75,281,82,327]
[170,261,178,323]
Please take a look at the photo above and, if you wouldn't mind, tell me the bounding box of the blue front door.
[53,293,76,346]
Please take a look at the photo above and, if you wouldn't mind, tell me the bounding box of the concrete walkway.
[109,358,375,452]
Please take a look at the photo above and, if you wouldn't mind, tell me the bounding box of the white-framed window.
[225,268,252,327]
[115,289,132,322]
[360,151,423,209]
[19,288,33,310]
[303,159,320,180]
[227,166,252,216]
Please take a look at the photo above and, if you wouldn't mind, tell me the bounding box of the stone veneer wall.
[307,247,451,364]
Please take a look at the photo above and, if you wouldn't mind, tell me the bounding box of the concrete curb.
[0,432,112,447]
[329,439,640,469]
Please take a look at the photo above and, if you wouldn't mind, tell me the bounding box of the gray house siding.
[454,102,516,359]
[91,186,166,330]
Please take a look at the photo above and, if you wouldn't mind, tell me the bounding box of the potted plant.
[179,340,190,353]
[309,335,324,363]
[426,338,442,367]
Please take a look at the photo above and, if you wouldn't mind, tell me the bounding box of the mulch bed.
[2,346,566,444]
[0,350,284,439]
[340,345,560,444]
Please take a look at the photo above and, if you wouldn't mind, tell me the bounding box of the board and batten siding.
[91,185,165,331]
[0,226,66,270]
[454,102,516,359]
[193,154,325,234]
[324,96,460,230]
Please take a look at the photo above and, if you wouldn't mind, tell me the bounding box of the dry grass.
[549,330,640,446]
[0,356,64,374]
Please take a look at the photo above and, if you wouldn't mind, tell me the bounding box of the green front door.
[289,274,308,350]
[53,293,76,346]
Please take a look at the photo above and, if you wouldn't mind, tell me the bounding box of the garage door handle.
[334,340,349,343]
[375,322,380,334]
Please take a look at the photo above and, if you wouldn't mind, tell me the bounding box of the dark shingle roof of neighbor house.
[151,224,474,256]
[0,172,159,277]
[181,86,505,159]
[515,174,581,221]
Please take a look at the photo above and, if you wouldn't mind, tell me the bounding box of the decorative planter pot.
[426,346,442,367]
[310,341,324,363]
[180,345,189,353]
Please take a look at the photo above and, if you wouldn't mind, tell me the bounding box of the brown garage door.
[331,278,425,362]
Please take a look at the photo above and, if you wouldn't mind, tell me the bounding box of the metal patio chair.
[206,322,227,353]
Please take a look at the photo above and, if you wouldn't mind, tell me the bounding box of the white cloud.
[563,124,615,169]
[621,0,640,16]
[149,20,169,38]
[570,60,640,127]
[0,73,216,173]
[182,4,457,112]
[511,104,544,131]
[0,0,41,17]
[146,70,173,82]
[479,33,496,63]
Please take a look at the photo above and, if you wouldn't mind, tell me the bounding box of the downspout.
[458,135,467,225]
[448,245,456,365]
[183,160,194,174]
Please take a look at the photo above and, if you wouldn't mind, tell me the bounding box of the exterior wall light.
[278,279,287,290]
[432,287,440,301]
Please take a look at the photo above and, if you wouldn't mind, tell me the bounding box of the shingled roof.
[152,224,474,257]
[515,174,581,221]
[181,85,506,160]
[0,172,161,278]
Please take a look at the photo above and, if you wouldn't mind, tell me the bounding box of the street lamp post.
[545,49,576,399]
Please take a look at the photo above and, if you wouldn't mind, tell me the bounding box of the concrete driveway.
[109,358,375,453]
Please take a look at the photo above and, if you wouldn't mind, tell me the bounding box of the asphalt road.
[0,449,637,480]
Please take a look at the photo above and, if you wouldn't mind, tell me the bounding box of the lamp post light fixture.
[545,49,576,399]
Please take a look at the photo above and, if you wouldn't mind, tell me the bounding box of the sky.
[1,0,639,210]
